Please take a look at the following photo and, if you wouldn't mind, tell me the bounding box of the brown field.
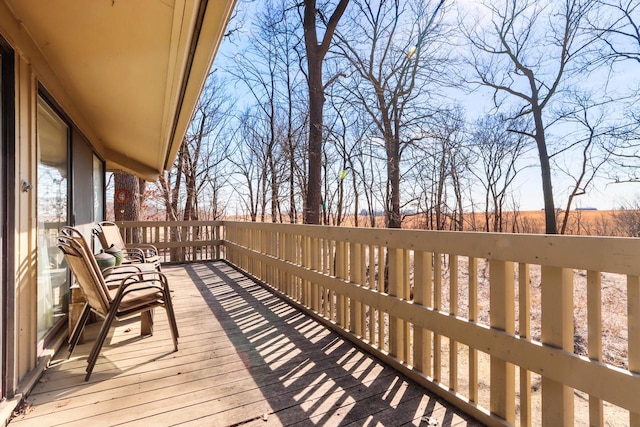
[225,209,635,236]
[401,209,624,235]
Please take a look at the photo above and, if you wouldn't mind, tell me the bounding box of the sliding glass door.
[36,98,69,342]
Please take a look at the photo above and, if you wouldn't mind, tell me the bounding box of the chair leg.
[69,304,91,358]
[85,309,118,381]
[166,287,179,340]
[163,288,179,350]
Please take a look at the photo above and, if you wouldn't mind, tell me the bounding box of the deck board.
[10,261,483,427]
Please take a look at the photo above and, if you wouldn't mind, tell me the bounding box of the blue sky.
[214,0,640,213]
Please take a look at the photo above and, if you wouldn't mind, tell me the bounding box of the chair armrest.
[112,272,170,299]
[125,244,159,257]
[103,265,144,288]
[121,248,145,263]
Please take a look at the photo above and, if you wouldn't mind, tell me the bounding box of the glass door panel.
[36,98,69,341]
[93,154,104,223]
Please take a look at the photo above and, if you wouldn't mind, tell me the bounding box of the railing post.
[468,257,478,403]
[388,247,404,361]
[541,266,574,426]
[302,236,309,307]
[350,241,362,336]
[336,241,346,327]
[360,243,367,337]
[519,262,532,427]
[403,249,411,361]
[449,254,458,391]
[628,274,640,426]
[378,246,386,351]
[368,244,376,345]
[433,253,442,382]
[413,250,433,377]
[490,259,515,424]
[278,232,285,293]
[269,229,276,286]
[587,270,603,427]
[311,237,320,312]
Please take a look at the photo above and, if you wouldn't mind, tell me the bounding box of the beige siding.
[13,54,37,387]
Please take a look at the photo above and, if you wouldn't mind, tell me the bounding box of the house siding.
[14,54,37,390]
[1,13,101,401]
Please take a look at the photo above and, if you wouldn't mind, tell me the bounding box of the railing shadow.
[186,261,480,426]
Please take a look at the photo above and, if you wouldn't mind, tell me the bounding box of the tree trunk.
[386,146,401,228]
[305,51,324,225]
[114,173,141,222]
[302,0,349,224]
[114,172,142,242]
[533,109,557,234]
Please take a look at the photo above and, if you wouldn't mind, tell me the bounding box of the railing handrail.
[221,220,640,275]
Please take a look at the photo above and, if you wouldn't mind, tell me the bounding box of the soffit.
[3,0,235,180]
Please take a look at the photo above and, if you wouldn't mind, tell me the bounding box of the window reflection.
[93,154,104,223]
[36,98,69,342]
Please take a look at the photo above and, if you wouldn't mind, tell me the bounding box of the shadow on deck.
[9,261,483,426]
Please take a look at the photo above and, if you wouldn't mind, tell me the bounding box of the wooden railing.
[120,220,640,426]
[115,220,224,263]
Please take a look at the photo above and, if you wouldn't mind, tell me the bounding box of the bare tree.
[470,114,528,232]
[335,0,448,228]
[588,1,640,184]
[553,93,613,233]
[613,199,640,236]
[157,76,231,221]
[411,108,467,230]
[226,1,308,222]
[590,0,640,64]
[231,111,262,221]
[464,0,598,234]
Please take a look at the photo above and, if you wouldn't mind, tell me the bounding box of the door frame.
[1,35,16,399]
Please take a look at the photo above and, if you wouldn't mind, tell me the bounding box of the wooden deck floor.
[10,261,483,427]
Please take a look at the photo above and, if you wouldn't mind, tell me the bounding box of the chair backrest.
[58,235,112,316]
[60,226,103,276]
[95,221,126,251]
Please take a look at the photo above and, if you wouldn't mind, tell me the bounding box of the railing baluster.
[587,270,603,427]
[378,246,386,351]
[414,250,433,377]
[469,257,478,403]
[336,241,346,327]
[368,244,376,345]
[490,259,515,424]
[450,254,458,391]
[324,239,330,319]
[388,247,404,361]
[279,232,285,294]
[350,242,362,337]
[541,266,574,426]
[628,274,640,426]
[433,252,442,382]
[403,249,411,363]
[360,243,367,338]
[303,236,310,306]
[289,233,296,298]
[519,262,532,427]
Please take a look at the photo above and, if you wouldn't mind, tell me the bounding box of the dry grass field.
[228,209,637,236]
[402,209,631,236]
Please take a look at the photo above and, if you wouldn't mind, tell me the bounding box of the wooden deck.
[10,261,483,427]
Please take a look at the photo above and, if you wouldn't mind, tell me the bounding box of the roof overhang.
[1,0,236,180]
